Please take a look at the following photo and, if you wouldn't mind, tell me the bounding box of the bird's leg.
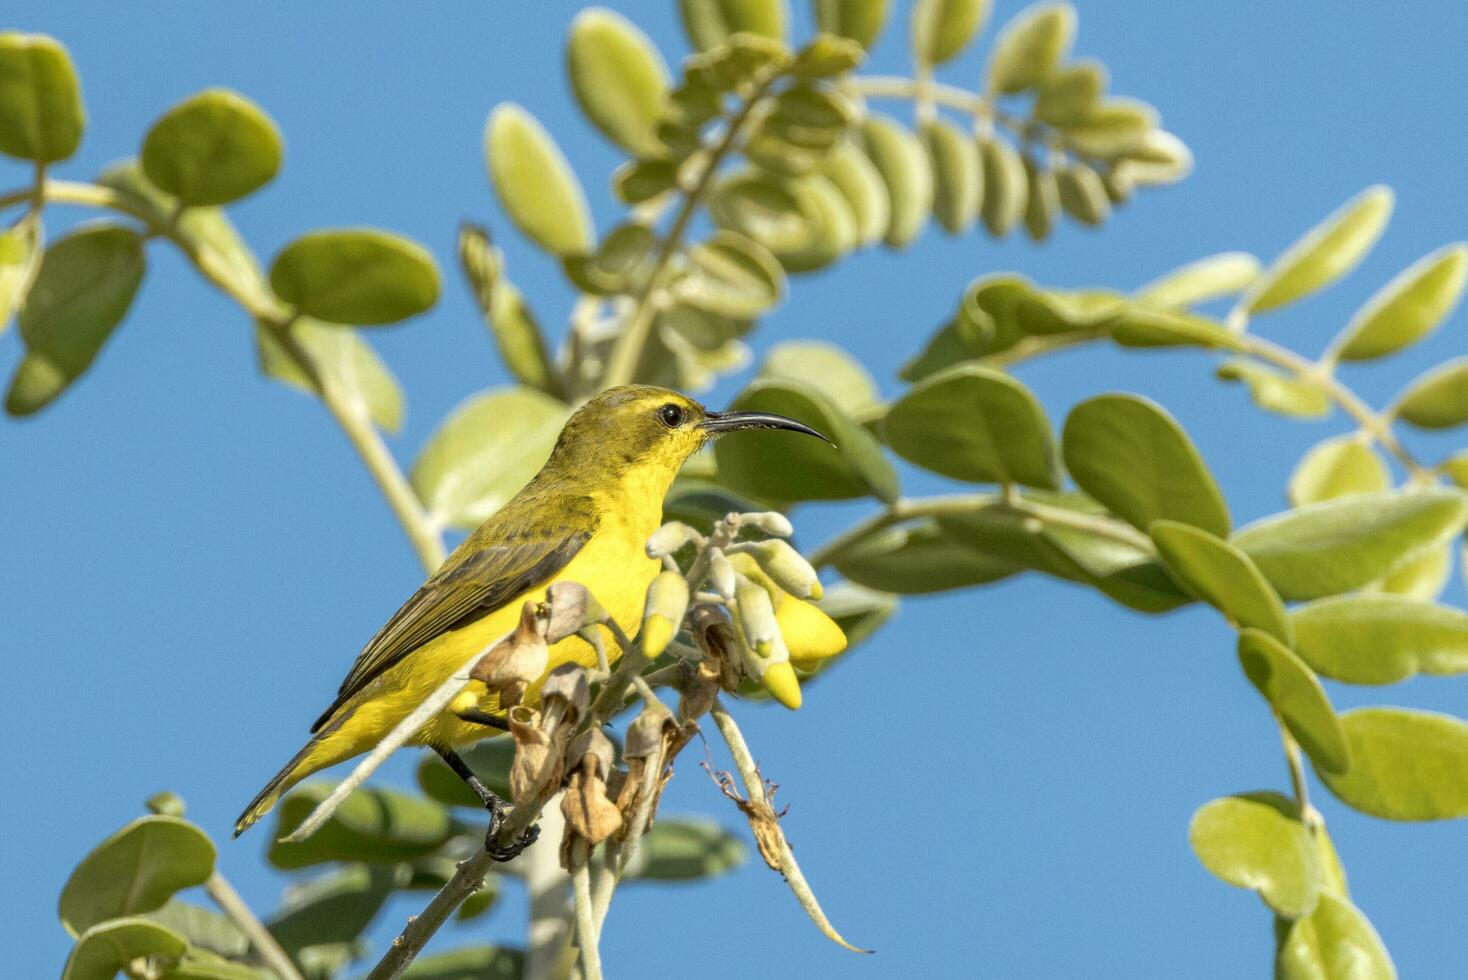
[453,707,510,731]
[433,745,539,861]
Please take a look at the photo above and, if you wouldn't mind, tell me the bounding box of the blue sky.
[5,2,1467,977]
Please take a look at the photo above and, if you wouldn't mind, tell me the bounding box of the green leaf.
[270,228,439,325]
[790,34,866,77]
[1189,792,1319,919]
[1318,707,1468,821]
[1288,436,1390,507]
[1276,892,1396,980]
[144,901,248,959]
[883,364,1059,489]
[1021,155,1057,242]
[0,214,39,335]
[766,175,858,272]
[978,136,1027,236]
[1135,252,1261,310]
[140,89,281,206]
[834,518,1019,593]
[708,171,812,252]
[6,223,145,416]
[417,738,514,807]
[1242,186,1394,315]
[1393,356,1468,430]
[679,0,789,50]
[564,221,658,295]
[676,230,785,317]
[1231,489,1468,601]
[1113,129,1191,186]
[987,2,1074,94]
[757,339,878,416]
[1062,394,1230,537]
[62,918,187,980]
[567,9,669,156]
[911,0,989,66]
[1440,452,1468,490]
[1106,308,1243,350]
[412,386,570,530]
[922,118,981,234]
[458,224,560,398]
[1034,59,1105,127]
[161,948,272,980]
[485,103,593,257]
[813,0,891,49]
[401,945,524,980]
[256,317,405,432]
[0,33,84,162]
[1151,521,1291,643]
[1215,359,1332,419]
[267,863,401,958]
[1335,244,1467,361]
[1061,97,1156,157]
[613,158,679,204]
[59,815,216,936]
[268,782,456,868]
[1292,595,1468,685]
[1374,544,1452,601]
[1056,163,1109,226]
[715,378,898,502]
[623,818,746,880]
[1237,629,1350,774]
[820,140,890,246]
[859,114,932,248]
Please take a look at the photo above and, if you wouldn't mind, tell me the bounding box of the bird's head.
[547,385,828,486]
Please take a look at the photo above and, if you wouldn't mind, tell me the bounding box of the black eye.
[658,403,685,428]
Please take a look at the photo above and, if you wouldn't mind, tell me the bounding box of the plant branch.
[571,855,604,980]
[203,871,304,980]
[599,72,780,389]
[1275,715,1318,831]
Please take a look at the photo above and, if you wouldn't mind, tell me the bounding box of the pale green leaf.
[1151,520,1290,643]
[62,918,187,980]
[401,946,524,980]
[987,2,1074,94]
[1135,252,1262,310]
[622,817,746,880]
[567,9,669,156]
[1335,244,1467,361]
[1288,436,1390,507]
[411,386,570,529]
[859,114,932,248]
[1034,59,1105,127]
[1291,594,1468,685]
[1062,393,1230,536]
[677,229,785,317]
[679,0,789,50]
[911,0,989,66]
[1393,356,1468,430]
[256,317,405,432]
[486,103,593,256]
[1022,154,1056,241]
[1242,186,1394,315]
[1231,489,1468,600]
[813,0,891,49]
[458,223,560,397]
[1061,97,1156,157]
[269,782,456,868]
[0,214,40,335]
[0,32,84,162]
[833,518,1018,593]
[141,89,281,206]
[978,135,1026,236]
[270,228,439,325]
[1317,707,1468,821]
[1189,792,1319,918]
[922,118,981,234]
[1237,629,1350,774]
[1056,163,1109,226]
[1277,892,1396,980]
[1373,544,1452,601]
[821,140,890,246]
[1216,359,1332,419]
[267,863,401,957]
[759,339,878,415]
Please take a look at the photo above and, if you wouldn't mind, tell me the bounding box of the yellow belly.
[302,526,659,773]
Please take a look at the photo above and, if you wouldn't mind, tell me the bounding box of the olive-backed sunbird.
[234,385,825,849]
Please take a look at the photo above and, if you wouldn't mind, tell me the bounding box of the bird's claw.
[483,799,540,861]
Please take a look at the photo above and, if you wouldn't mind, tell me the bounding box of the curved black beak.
[702,410,834,446]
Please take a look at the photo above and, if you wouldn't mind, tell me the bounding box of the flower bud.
[560,730,624,853]
[565,727,617,779]
[760,660,803,710]
[740,511,794,538]
[544,581,606,643]
[540,662,590,724]
[645,521,702,558]
[731,539,822,600]
[707,547,736,598]
[508,706,561,806]
[624,699,678,761]
[639,570,690,658]
[469,601,548,707]
[733,574,779,657]
[727,553,846,666]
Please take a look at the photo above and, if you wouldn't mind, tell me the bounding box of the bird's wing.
[310,512,594,733]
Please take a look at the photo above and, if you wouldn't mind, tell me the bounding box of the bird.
[234,384,826,856]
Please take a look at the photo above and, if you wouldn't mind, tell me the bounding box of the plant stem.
[571,855,604,980]
[1276,715,1316,828]
[203,872,304,980]
[600,73,779,389]
[5,178,447,571]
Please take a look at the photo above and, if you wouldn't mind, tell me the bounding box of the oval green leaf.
[1335,243,1467,361]
[714,378,898,502]
[1151,521,1290,643]
[1022,155,1057,242]
[1056,163,1110,226]
[821,140,890,246]
[814,0,891,49]
[623,818,746,880]
[1231,489,1468,601]
[987,2,1074,94]
[1317,707,1468,821]
[758,339,878,416]
[1215,359,1332,419]
[417,738,514,808]
[485,103,594,257]
[458,224,560,397]
[256,317,405,432]
[922,118,981,234]
[883,364,1059,489]
[140,89,282,206]
[1135,252,1261,310]
[911,0,989,66]
[676,229,785,317]
[978,136,1026,236]
[268,782,456,868]
[1189,792,1319,919]
[1062,393,1230,536]
[6,223,145,416]
[59,815,216,936]
[1238,629,1350,774]
[270,228,439,325]
[567,9,669,156]
[1062,97,1156,157]
[1292,594,1468,685]
[62,918,188,980]
[679,0,789,50]
[0,214,39,335]
[859,115,932,248]
[412,386,570,530]
[0,33,84,162]
[266,863,401,957]
[834,518,1019,593]
[1393,356,1468,430]
[1276,892,1396,980]
[1287,436,1390,507]
[1242,186,1394,315]
[1034,59,1105,127]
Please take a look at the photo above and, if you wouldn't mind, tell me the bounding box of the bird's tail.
[234,733,330,838]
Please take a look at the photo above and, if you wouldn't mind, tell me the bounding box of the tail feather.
[234,736,323,838]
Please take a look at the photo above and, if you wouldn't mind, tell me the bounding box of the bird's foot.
[483,800,540,862]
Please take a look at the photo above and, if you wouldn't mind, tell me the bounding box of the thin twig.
[571,853,605,980]
[203,872,304,980]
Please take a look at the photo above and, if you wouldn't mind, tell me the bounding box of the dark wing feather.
[310,523,592,733]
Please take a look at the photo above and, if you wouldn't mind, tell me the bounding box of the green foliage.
[141,89,281,206]
[59,816,216,936]
[0,32,85,162]
[270,229,440,326]
[1189,793,1319,919]
[1317,708,1468,821]
[1291,595,1468,685]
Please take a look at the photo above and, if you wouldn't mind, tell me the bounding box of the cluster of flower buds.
[559,727,623,867]
[469,601,550,707]
[505,660,590,809]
